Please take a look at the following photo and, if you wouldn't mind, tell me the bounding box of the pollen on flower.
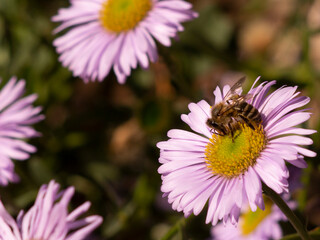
[241,197,273,235]
[205,123,266,178]
[99,0,152,33]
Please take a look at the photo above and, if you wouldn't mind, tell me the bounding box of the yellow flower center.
[205,123,266,178]
[99,0,152,33]
[241,197,273,235]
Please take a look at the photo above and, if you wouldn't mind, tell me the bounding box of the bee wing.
[226,93,253,106]
[223,76,246,101]
[219,104,235,115]
[243,93,253,102]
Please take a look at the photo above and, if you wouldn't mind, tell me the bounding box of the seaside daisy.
[0,180,103,240]
[0,77,43,186]
[210,197,288,240]
[157,77,316,225]
[52,0,198,84]
[211,165,301,240]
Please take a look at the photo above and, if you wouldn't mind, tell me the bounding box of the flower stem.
[160,217,186,240]
[262,182,312,240]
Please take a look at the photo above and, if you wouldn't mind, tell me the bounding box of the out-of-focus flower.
[211,165,300,240]
[157,77,316,226]
[238,19,277,57]
[307,0,320,30]
[0,77,44,186]
[52,0,198,84]
[210,197,286,240]
[309,34,320,71]
[269,30,301,69]
[0,180,103,240]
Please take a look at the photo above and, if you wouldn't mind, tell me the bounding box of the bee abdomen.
[238,102,262,122]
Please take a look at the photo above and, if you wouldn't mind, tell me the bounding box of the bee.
[206,77,262,138]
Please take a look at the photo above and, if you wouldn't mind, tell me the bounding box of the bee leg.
[213,129,221,135]
[227,123,235,142]
[239,115,255,129]
[218,128,226,136]
[248,121,256,130]
[210,128,224,136]
[216,131,224,136]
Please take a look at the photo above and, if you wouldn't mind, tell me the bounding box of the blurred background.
[0,0,319,239]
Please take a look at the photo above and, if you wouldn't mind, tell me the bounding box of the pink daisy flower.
[211,166,300,240]
[157,77,316,226]
[0,180,103,240]
[52,0,198,84]
[0,77,44,186]
[210,199,286,240]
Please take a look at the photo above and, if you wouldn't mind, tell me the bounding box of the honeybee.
[206,77,262,138]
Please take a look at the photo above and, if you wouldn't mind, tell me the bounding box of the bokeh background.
[0,0,320,239]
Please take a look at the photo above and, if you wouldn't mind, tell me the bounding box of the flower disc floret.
[241,197,273,235]
[100,0,152,33]
[205,124,266,178]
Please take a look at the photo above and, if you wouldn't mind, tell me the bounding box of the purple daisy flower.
[157,77,316,226]
[0,180,103,240]
[211,165,300,240]
[0,77,43,186]
[210,199,286,240]
[52,0,198,84]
